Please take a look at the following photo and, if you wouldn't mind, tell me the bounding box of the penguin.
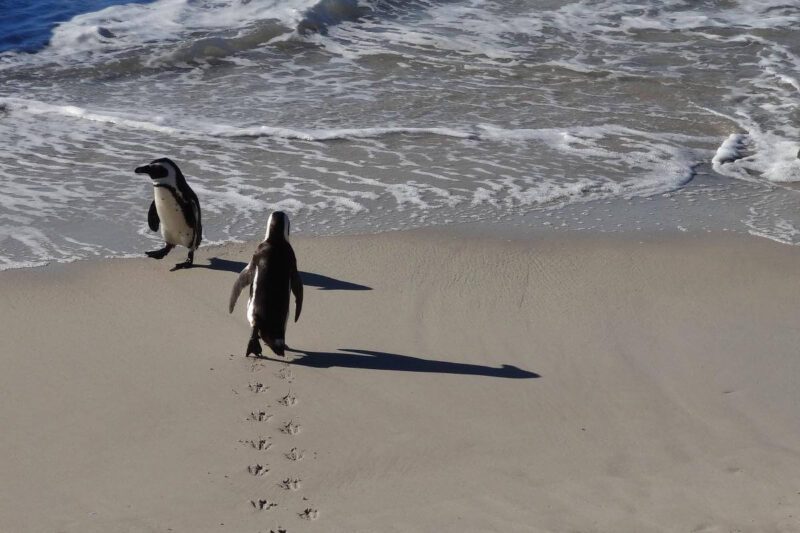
[229,211,303,357]
[134,158,202,271]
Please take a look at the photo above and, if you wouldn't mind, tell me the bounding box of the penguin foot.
[246,338,263,357]
[170,250,194,271]
[268,339,286,357]
[170,260,193,271]
[146,244,174,260]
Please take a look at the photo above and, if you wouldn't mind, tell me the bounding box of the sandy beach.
[2,230,800,532]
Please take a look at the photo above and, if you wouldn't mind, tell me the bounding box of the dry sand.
[1,231,799,532]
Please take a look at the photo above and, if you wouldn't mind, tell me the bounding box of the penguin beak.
[134,165,151,175]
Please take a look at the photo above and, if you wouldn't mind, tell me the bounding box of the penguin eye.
[150,165,168,179]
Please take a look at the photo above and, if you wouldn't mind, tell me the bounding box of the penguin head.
[135,158,183,187]
[265,211,290,242]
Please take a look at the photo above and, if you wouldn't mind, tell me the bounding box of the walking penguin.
[229,211,303,356]
[135,158,202,270]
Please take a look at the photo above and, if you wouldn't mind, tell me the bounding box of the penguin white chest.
[153,187,194,248]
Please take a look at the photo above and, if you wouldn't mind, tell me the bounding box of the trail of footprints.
[239,359,319,526]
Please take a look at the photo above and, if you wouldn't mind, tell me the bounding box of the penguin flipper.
[190,201,202,250]
[291,268,303,322]
[147,201,159,231]
[229,263,254,313]
[175,193,202,250]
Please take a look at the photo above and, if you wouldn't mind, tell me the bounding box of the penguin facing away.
[134,158,202,271]
[229,211,303,357]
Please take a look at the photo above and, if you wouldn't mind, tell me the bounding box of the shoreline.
[2,221,791,276]
[2,229,799,532]
[6,157,800,272]
[4,161,800,273]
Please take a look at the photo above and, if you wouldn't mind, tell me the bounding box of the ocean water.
[1,0,799,269]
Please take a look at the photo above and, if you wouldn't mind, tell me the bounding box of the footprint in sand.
[280,421,301,435]
[285,448,304,461]
[279,478,301,491]
[248,411,273,422]
[277,366,294,383]
[240,437,272,451]
[249,361,266,373]
[249,382,268,393]
[278,392,297,406]
[299,508,319,520]
[247,464,270,476]
[251,499,277,511]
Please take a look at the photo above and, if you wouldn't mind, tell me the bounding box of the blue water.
[0,0,154,53]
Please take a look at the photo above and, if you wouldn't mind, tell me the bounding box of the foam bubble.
[712,134,747,167]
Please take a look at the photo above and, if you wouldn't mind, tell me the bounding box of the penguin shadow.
[200,257,372,291]
[299,272,371,291]
[200,257,247,273]
[258,348,540,379]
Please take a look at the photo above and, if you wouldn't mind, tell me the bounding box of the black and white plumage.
[229,211,303,357]
[135,158,202,270]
